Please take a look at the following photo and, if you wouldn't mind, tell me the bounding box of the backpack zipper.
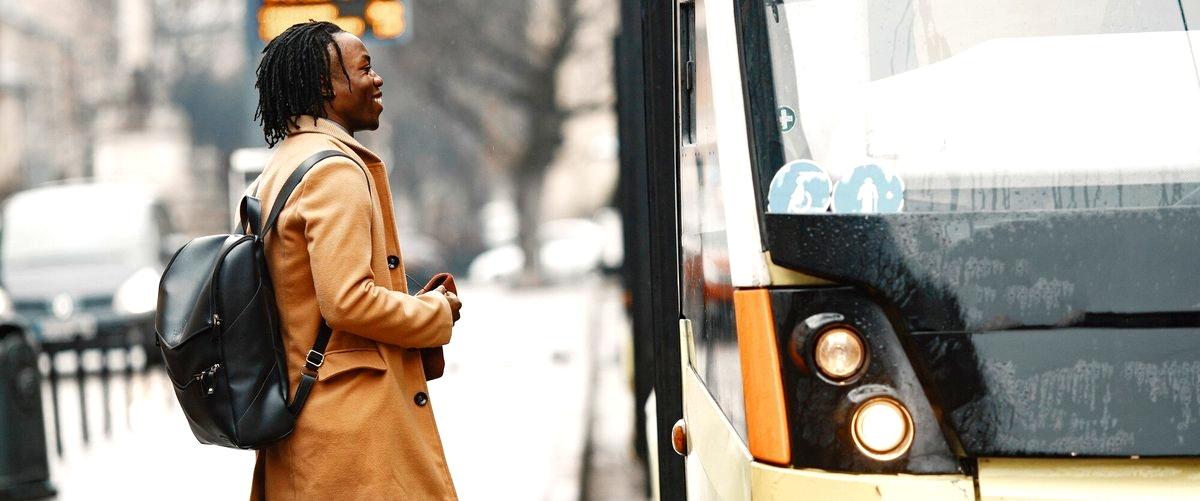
[207,235,255,330]
[171,362,222,393]
[198,363,221,395]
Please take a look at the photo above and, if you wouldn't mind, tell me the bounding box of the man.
[249,21,463,499]
[856,177,878,213]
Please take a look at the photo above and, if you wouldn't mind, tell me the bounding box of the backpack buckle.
[305,350,325,369]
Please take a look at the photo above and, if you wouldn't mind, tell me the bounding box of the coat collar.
[286,116,383,166]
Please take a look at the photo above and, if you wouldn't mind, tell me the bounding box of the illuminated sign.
[258,0,410,43]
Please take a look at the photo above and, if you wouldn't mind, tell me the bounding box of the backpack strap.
[288,322,332,414]
[238,196,263,236]
[262,149,356,237]
[248,149,366,415]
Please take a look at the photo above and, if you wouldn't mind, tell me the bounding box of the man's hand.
[435,285,462,322]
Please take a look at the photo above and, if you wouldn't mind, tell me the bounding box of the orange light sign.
[258,0,410,43]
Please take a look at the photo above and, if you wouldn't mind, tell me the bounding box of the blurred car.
[1,181,175,355]
[398,231,447,290]
[468,218,607,283]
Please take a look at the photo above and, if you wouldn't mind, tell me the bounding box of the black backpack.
[155,150,353,449]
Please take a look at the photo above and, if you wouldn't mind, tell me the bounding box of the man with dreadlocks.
[247,21,462,500]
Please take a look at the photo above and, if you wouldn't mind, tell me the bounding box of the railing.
[38,335,156,457]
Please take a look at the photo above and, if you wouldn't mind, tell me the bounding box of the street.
[37,277,646,500]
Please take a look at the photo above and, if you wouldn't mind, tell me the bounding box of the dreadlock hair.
[254,21,351,147]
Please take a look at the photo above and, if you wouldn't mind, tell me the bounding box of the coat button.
[414,391,428,407]
[387,255,400,269]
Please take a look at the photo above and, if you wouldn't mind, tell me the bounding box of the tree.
[383,0,614,281]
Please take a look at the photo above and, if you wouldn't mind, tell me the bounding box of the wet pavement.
[581,281,649,500]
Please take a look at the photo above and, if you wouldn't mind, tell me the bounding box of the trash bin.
[0,330,56,499]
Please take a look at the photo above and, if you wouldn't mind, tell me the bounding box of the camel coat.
[248,117,457,500]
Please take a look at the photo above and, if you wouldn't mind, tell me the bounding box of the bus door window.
[681,0,697,144]
[678,0,747,440]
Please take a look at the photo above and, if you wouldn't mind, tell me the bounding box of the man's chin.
[365,111,382,131]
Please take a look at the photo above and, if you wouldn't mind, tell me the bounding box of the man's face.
[324,32,384,132]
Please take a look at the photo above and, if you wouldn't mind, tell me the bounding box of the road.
[33,276,646,500]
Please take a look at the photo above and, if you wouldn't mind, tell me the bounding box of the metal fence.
[38,336,156,457]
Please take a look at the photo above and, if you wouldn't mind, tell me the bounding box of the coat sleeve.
[296,159,453,348]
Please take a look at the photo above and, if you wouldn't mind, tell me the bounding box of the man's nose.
[373,73,384,87]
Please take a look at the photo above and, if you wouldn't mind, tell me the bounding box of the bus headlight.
[851,397,914,461]
[779,299,959,473]
[814,327,866,380]
[114,267,161,315]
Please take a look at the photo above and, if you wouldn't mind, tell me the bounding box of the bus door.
[673,0,786,498]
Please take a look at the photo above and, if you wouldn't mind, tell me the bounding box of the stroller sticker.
[767,160,832,214]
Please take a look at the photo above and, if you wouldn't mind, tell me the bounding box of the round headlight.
[113,267,162,315]
[851,397,914,460]
[0,287,15,319]
[813,327,865,380]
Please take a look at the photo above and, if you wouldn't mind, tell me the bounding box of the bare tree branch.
[419,78,485,138]
[389,0,612,281]
[546,0,583,68]
[563,99,614,116]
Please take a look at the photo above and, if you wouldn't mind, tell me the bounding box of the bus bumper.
[975,457,1200,500]
[750,462,972,500]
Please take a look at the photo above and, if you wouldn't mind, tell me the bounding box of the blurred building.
[0,0,110,194]
[0,0,246,235]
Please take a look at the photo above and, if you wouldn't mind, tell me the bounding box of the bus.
[617,0,1200,499]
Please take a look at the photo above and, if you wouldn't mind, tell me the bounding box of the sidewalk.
[35,277,645,500]
[40,352,255,500]
[581,279,649,501]
[432,280,596,501]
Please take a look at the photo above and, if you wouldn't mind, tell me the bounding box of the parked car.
[467,218,608,283]
[398,231,448,290]
[1,181,175,356]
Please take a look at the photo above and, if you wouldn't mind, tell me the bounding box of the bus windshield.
[760,0,1200,213]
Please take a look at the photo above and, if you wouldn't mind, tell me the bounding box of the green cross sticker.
[777,106,796,133]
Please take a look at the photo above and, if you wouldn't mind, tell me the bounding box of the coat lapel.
[286,116,408,292]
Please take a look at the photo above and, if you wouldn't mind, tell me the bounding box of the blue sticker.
[831,163,905,213]
[767,160,832,213]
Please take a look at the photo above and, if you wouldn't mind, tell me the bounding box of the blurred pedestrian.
[247,21,463,500]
